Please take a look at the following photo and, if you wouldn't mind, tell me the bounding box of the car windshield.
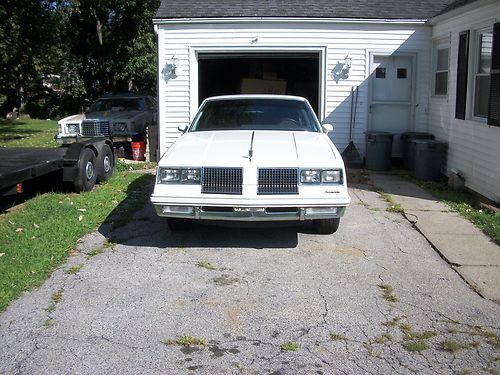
[190,99,320,132]
[88,98,143,112]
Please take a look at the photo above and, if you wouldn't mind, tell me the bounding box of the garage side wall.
[430,2,500,202]
[156,21,431,158]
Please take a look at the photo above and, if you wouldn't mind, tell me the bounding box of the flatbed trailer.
[0,137,114,197]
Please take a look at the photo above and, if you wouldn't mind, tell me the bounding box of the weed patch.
[163,336,206,347]
[403,340,428,352]
[65,264,84,274]
[378,192,404,214]
[46,289,63,312]
[441,340,477,352]
[330,332,347,341]
[197,260,215,270]
[280,341,299,352]
[378,284,398,303]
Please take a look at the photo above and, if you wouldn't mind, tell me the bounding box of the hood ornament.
[248,131,255,162]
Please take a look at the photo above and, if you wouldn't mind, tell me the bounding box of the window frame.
[471,26,493,122]
[432,38,450,98]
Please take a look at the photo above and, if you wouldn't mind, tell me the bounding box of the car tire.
[167,218,191,231]
[73,148,97,192]
[96,144,114,182]
[313,218,340,234]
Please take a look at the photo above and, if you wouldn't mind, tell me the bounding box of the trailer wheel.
[74,148,97,192]
[97,144,114,182]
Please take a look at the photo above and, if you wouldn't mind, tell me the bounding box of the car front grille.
[81,120,110,137]
[258,168,298,195]
[201,167,243,195]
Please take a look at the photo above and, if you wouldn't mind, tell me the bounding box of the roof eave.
[152,16,428,26]
[429,0,495,25]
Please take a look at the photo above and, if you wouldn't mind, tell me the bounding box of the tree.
[66,0,160,99]
[0,0,61,114]
[0,0,160,118]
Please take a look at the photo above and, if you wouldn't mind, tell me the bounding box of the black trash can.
[401,132,435,170]
[365,131,394,171]
[410,140,447,181]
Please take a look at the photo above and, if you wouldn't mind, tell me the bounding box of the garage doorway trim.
[189,46,327,122]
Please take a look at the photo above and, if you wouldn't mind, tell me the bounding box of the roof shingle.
[154,0,457,20]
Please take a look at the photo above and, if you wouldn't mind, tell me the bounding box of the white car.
[151,95,350,234]
[55,94,157,144]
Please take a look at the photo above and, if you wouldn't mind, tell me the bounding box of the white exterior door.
[369,54,415,156]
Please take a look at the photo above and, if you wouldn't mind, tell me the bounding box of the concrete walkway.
[368,172,500,302]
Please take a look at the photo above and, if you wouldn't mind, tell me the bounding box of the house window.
[473,30,493,118]
[376,67,386,78]
[434,41,449,96]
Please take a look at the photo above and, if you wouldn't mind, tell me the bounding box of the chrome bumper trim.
[153,205,347,221]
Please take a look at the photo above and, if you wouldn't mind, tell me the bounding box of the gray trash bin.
[365,131,394,171]
[401,132,435,170]
[410,140,447,181]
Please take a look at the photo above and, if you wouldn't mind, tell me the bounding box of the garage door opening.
[198,53,320,116]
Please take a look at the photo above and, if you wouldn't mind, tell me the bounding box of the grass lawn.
[0,116,158,312]
[0,171,155,312]
[0,118,59,148]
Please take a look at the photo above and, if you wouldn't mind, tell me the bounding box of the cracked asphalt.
[1,185,499,374]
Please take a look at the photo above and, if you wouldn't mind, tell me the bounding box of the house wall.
[430,2,500,202]
[156,21,431,158]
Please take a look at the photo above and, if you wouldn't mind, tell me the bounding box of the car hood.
[160,131,341,168]
[85,110,142,121]
[59,113,85,123]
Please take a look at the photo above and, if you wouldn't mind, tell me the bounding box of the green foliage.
[0,0,160,118]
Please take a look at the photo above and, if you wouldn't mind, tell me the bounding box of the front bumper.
[152,203,347,221]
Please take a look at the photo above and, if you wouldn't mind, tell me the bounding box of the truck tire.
[313,218,340,234]
[73,148,97,192]
[97,144,114,182]
[167,218,191,231]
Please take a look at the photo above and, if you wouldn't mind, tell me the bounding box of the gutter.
[152,17,428,26]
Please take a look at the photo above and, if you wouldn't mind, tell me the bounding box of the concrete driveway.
[1,186,499,374]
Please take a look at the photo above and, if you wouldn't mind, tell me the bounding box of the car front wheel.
[313,218,340,234]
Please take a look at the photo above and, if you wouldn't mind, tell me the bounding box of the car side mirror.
[322,123,333,133]
[178,124,188,133]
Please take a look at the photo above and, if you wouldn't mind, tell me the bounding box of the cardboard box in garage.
[240,78,287,95]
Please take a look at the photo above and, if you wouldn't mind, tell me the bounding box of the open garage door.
[198,53,320,116]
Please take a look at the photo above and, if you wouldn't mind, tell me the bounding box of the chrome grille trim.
[258,168,299,195]
[81,120,110,136]
[201,167,243,195]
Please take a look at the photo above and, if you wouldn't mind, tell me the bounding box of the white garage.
[152,1,451,157]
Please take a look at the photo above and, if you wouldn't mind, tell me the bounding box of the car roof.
[203,94,308,103]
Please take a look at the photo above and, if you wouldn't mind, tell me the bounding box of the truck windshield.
[190,99,320,132]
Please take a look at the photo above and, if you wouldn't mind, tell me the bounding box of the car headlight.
[300,169,342,184]
[65,123,80,134]
[300,170,321,183]
[158,168,200,184]
[113,122,127,131]
[321,170,342,183]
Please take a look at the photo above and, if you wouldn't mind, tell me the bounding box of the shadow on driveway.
[97,174,310,249]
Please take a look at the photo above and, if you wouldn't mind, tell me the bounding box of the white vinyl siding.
[156,21,432,160]
[430,1,500,202]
